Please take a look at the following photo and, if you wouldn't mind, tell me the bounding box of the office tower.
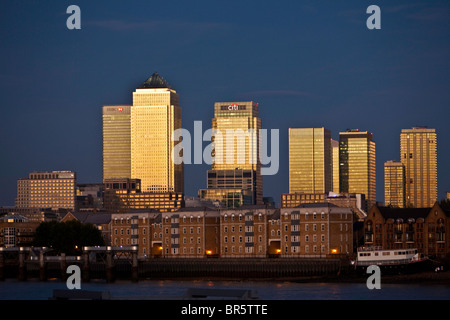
[102,105,132,181]
[207,101,263,205]
[384,161,405,208]
[131,73,184,193]
[331,139,340,193]
[16,171,76,210]
[288,128,332,194]
[400,127,437,208]
[339,129,376,210]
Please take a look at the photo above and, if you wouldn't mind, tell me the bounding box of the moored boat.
[353,246,431,274]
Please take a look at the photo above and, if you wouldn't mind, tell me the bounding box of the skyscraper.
[102,105,132,181]
[207,101,263,205]
[400,127,437,208]
[131,73,184,193]
[331,139,340,193]
[288,128,332,194]
[102,73,184,195]
[339,129,376,210]
[384,160,405,208]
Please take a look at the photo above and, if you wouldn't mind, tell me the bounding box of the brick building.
[272,203,353,257]
[109,203,355,259]
[363,202,450,257]
[0,214,41,248]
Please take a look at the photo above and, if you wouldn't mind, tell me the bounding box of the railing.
[356,258,413,266]
[357,246,383,252]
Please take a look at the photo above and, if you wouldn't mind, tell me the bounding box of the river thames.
[1,278,450,300]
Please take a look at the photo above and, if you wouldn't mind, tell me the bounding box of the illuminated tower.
[339,129,376,210]
[384,160,405,208]
[331,139,340,193]
[208,101,263,205]
[102,105,132,181]
[400,127,437,208]
[131,73,184,193]
[289,128,332,194]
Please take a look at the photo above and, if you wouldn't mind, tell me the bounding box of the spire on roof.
[138,72,172,89]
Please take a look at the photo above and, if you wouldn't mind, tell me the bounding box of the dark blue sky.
[0,0,449,207]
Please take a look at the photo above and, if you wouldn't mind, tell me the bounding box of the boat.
[353,246,431,274]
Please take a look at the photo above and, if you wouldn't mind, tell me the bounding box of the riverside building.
[110,204,354,259]
[16,171,76,210]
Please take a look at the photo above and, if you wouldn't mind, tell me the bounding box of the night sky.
[0,0,449,207]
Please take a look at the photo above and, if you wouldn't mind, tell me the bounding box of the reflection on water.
[1,279,450,300]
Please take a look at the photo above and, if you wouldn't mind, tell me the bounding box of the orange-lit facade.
[400,127,437,208]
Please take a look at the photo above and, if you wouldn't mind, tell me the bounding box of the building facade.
[273,204,353,257]
[103,178,183,213]
[16,171,76,210]
[339,129,376,210]
[208,101,263,205]
[384,161,406,208]
[400,127,437,208]
[0,214,41,248]
[363,203,450,257]
[289,128,332,194]
[109,204,354,259]
[102,105,132,181]
[219,206,273,257]
[110,208,220,258]
[102,73,184,194]
[331,139,340,193]
[131,73,183,194]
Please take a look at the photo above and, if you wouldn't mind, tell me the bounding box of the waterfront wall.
[0,257,350,282]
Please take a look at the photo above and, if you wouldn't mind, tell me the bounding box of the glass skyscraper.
[131,73,183,193]
[384,160,405,208]
[207,101,263,205]
[102,73,184,194]
[288,128,332,194]
[102,105,132,181]
[339,129,376,210]
[400,127,437,208]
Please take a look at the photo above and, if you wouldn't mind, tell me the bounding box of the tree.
[33,220,104,255]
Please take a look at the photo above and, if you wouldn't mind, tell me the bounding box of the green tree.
[33,220,105,255]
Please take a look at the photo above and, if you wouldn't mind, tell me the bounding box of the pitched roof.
[375,206,430,220]
[61,211,111,225]
[138,72,172,89]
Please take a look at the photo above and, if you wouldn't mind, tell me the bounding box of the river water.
[1,278,450,300]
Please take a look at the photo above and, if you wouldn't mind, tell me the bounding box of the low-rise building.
[275,203,353,257]
[109,204,355,259]
[363,202,450,257]
[0,213,41,248]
